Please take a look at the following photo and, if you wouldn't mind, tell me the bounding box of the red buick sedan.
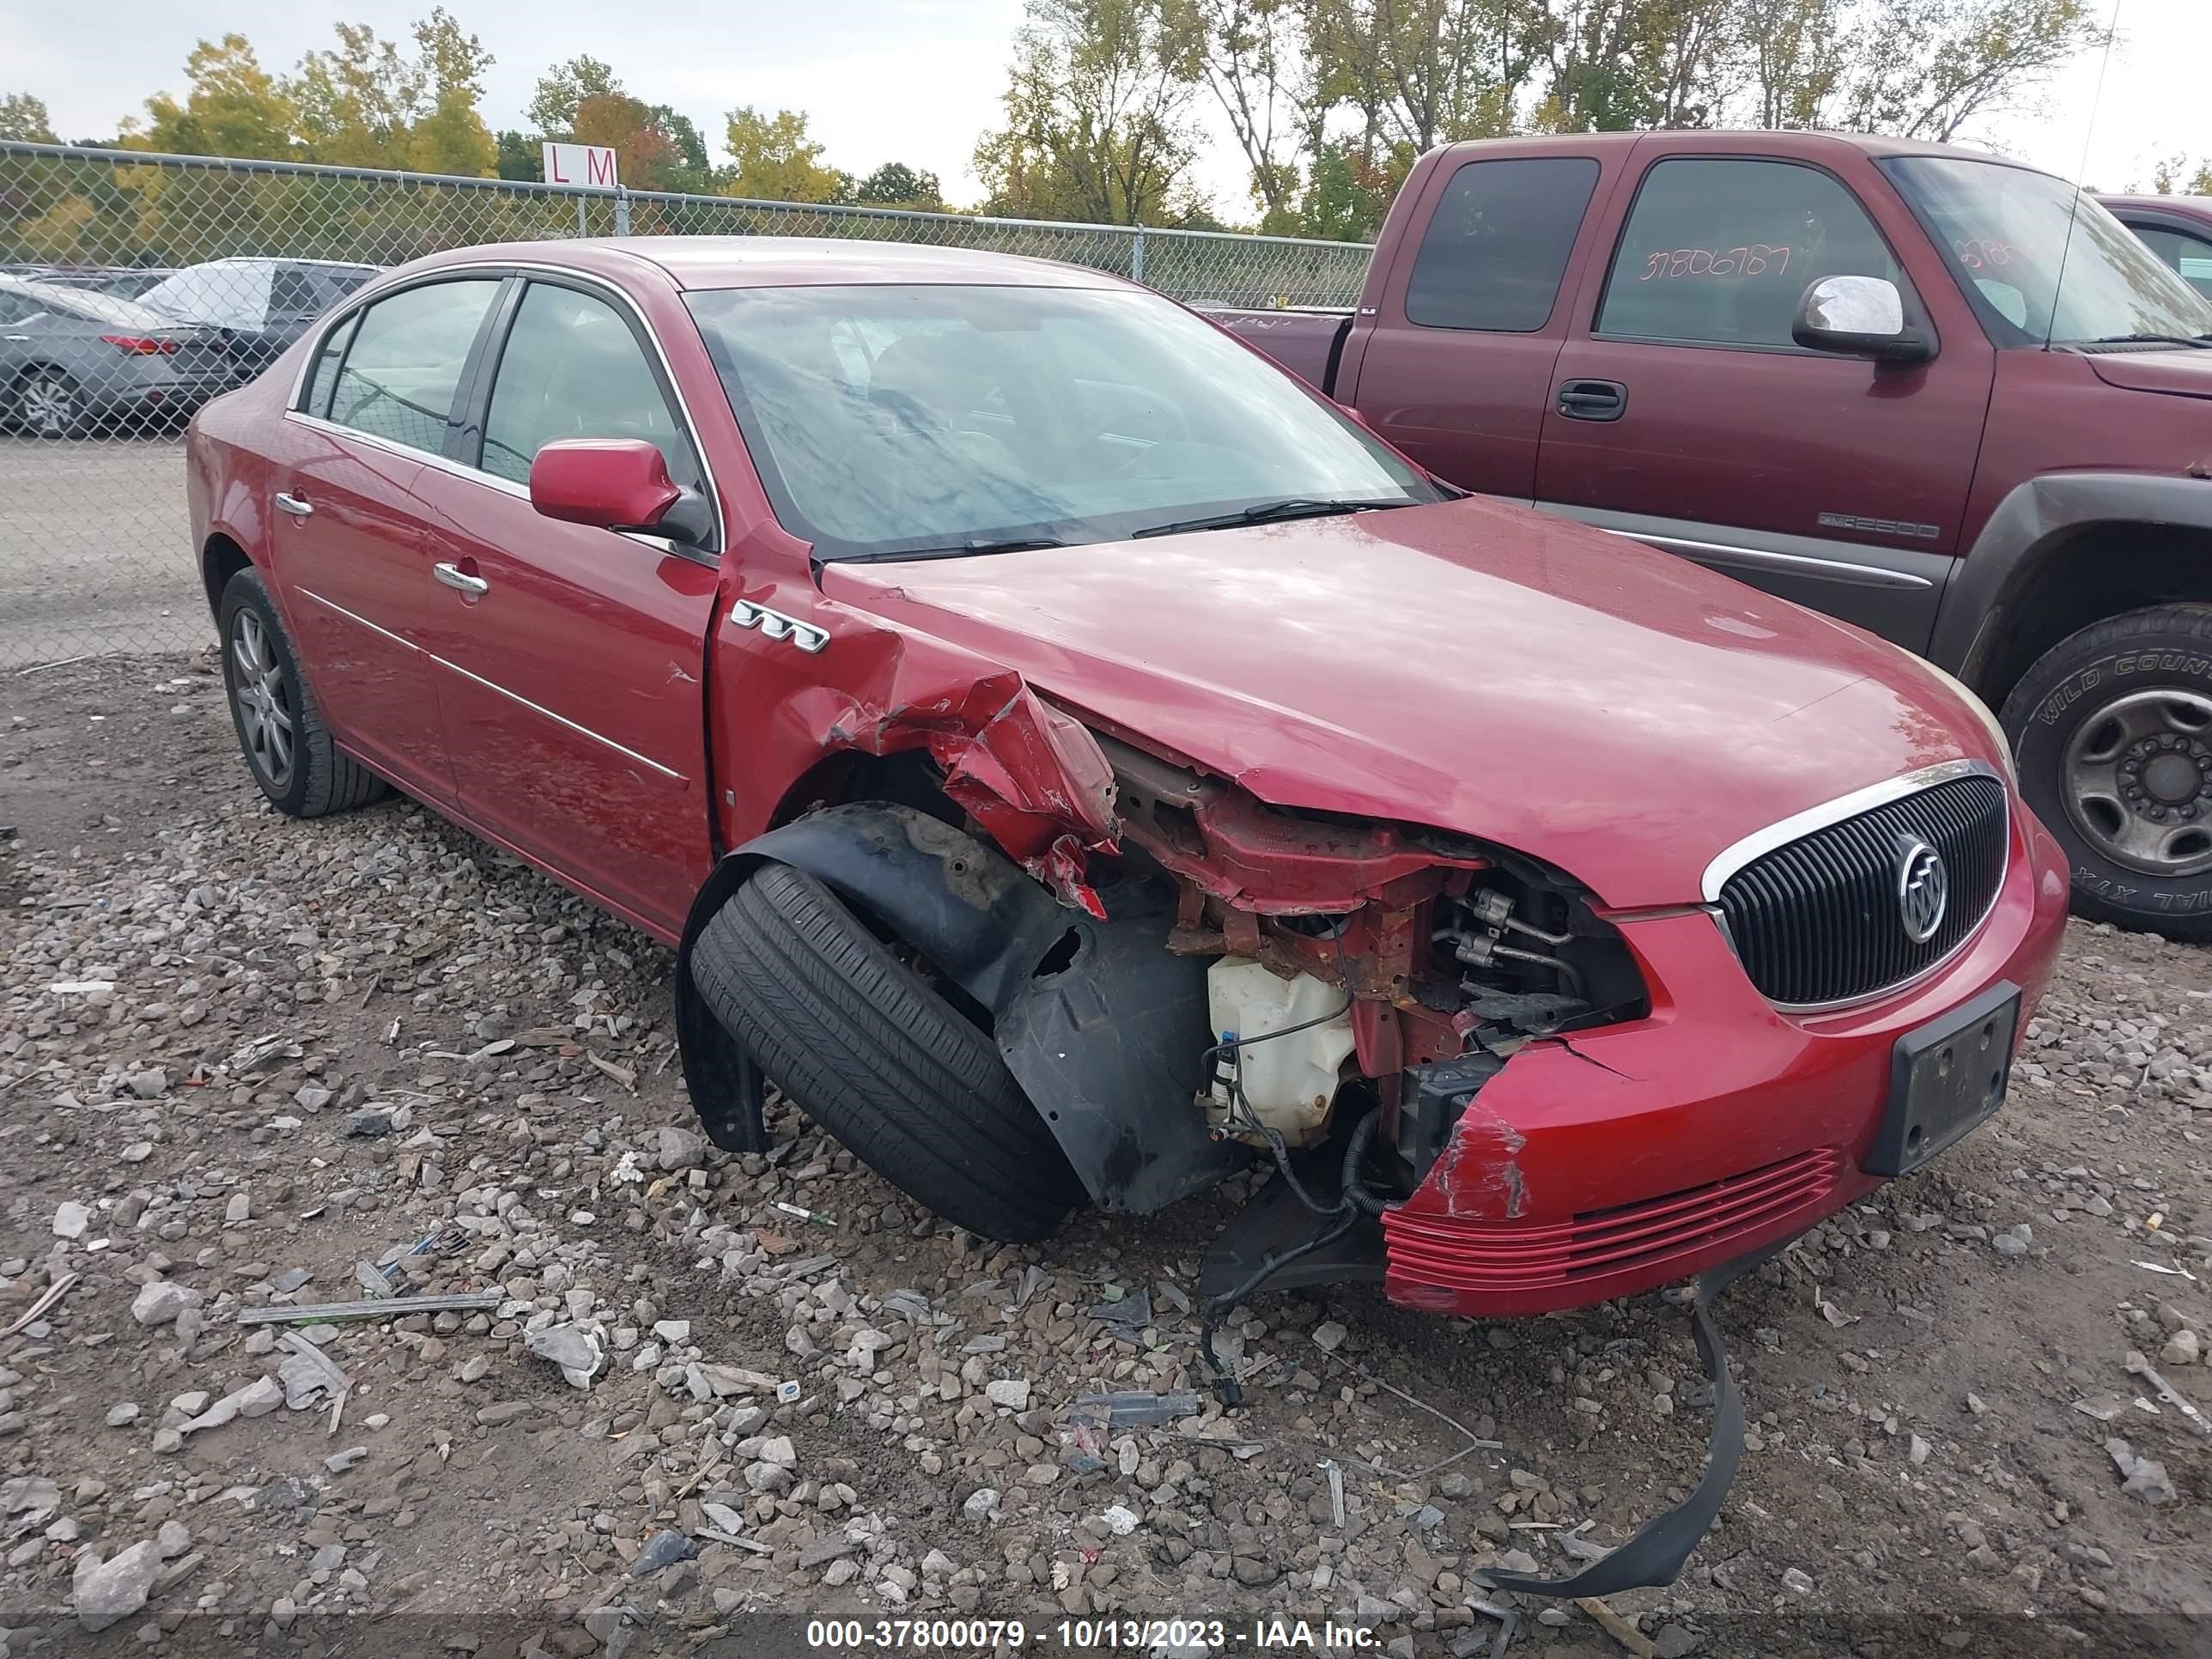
[185,236,2067,1331]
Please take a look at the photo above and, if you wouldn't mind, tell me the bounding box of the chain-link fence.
[0,140,1373,664]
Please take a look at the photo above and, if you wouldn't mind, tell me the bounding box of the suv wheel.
[2000,604,2212,939]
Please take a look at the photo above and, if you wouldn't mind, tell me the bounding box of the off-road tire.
[218,567,388,818]
[2000,603,2212,939]
[691,862,1084,1242]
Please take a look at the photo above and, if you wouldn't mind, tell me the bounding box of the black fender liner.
[676,802,1067,1155]
[678,803,1239,1210]
[1935,471,2212,687]
[996,888,1250,1214]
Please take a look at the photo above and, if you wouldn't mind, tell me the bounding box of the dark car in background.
[0,274,238,435]
[134,257,380,373]
[2099,194,2212,298]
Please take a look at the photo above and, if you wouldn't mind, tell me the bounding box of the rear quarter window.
[1405,157,1600,331]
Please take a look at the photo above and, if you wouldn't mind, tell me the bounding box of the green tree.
[1836,0,2100,142]
[854,162,947,210]
[287,9,494,174]
[495,128,541,180]
[1734,0,1849,126]
[1181,0,1311,231]
[123,34,298,159]
[407,9,496,175]
[1531,0,1741,131]
[526,54,620,138]
[574,93,678,190]
[0,93,58,143]
[973,0,1205,225]
[2150,156,2212,197]
[722,106,849,203]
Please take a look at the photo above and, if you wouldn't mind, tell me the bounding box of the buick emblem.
[1895,836,1948,944]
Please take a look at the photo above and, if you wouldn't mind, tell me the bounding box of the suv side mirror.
[529,438,712,545]
[1791,275,1933,365]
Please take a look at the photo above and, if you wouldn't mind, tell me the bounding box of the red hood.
[2086,349,2212,399]
[822,496,2003,908]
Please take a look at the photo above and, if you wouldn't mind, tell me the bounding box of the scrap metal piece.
[238,1291,504,1325]
[2125,1348,2212,1439]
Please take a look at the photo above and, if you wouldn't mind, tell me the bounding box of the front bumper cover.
[1382,801,2069,1320]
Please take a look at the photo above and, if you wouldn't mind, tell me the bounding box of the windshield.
[683,283,1440,561]
[1884,156,2212,347]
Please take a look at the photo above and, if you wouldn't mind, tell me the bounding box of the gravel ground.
[1,654,2208,1659]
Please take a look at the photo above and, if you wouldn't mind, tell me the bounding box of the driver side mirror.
[1791,275,1934,366]
[529,438,713,545]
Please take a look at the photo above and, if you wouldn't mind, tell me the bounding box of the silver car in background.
[0,276,240,437]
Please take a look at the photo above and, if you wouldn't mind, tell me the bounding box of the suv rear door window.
[479,282,699,489]
[2129,224,2212,299]
[1597,158,1901,349]
[326,279,500,456]
[1405,156,1600,331]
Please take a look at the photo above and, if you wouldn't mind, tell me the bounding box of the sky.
[3,0,2204,220]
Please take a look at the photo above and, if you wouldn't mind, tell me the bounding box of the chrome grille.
[1717,772,2008,1007]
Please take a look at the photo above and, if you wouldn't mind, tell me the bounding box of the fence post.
[1130,225,1146,286]
[575,194,586,238]
[615,186,630,237]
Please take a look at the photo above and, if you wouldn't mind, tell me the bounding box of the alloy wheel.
[18,370,79,439]
[228,608,297,793]
[2062,686,2212,877]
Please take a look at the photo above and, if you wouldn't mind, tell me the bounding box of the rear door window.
[1405,156,1600,331]
[269,267,322,319]
[2129,224,2212,299]
[326,280,501,455]
[479,281,699,489]
[1596,157,1902,349]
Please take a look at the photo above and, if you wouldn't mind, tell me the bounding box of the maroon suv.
[1221,131,2212,939]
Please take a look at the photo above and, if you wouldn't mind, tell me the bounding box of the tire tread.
[691,863,1080,1243]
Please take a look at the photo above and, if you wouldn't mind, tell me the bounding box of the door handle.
[433,562,489,596]
[274,492,313,518]
[1557,380,1628,422]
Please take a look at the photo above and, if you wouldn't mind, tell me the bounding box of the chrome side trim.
[297,585,416,653]
[1623,530,1934,591]
[1534,501,1947,592]
[428,653,684,781]
[1699,758,2002,903]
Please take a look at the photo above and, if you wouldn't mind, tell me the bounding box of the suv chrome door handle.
[274,492,313,518]
[433,562,489,596]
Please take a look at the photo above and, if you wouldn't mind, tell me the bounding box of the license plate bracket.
[1865,980,2020,1178]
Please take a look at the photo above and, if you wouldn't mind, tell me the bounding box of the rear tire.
[691,862,1085,1243]
[218,568,388,818]
[2000,603,2212,939]
[12,367,88,439]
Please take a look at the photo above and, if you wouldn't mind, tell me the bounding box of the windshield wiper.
[1129,497,1407,540]
[836,536,1070,565]
[2082,333,2212,349]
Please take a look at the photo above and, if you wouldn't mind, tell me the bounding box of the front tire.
[2000,603,2212,939]
[690,862,1085,1243]
[217,568,387,818]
